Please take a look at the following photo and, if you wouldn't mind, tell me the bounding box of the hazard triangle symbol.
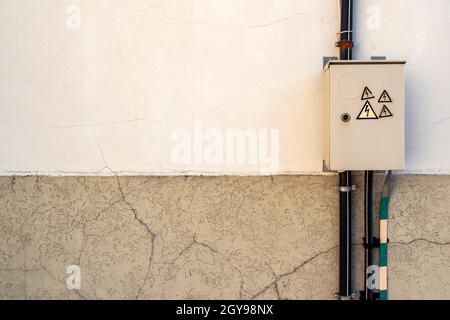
[361,87,375,100]
[379,105,393,118]
[378,90,392,103]
[357,101,378,119]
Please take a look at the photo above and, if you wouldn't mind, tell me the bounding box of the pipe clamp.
[336,185,357,192]
[335,293,357,300]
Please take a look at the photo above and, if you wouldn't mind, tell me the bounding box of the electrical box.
[324,60,406,171]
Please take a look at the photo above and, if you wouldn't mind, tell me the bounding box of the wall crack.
[115,176,157,299]
[251,245,338,300]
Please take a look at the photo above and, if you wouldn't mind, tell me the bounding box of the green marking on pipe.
[380,243,388,267]
[380,197,389,220]
[380,290,388,300]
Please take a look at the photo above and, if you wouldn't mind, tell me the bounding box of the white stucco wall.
[355,0,450,173]
[0,0,448,175]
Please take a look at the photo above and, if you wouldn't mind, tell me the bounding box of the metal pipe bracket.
[336,185,357,193]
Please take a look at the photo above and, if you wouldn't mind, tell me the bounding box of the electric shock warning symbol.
[378,90,392,103]
[357,101,378,119]
[379,105,393,118]
[361,87,375,100]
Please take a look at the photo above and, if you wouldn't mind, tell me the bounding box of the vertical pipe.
[339,0,354,60]
[364,170,374,300]
[337,0,354,300]
[338,171,353,298]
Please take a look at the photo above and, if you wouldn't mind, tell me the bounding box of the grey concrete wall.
[0,174,449,300]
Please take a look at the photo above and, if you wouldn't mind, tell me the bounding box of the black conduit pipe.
[338,0,354,300]
[339,0,354,60]
[363,170,374,300]
[338,171,353,299]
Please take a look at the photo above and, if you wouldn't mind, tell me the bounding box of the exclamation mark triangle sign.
[379,105,393,118]
[357,101,378,119]
[378,90,392,103]
[361,87,375,100]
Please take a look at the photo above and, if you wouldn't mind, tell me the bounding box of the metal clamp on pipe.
[336,31,354,48]
[362,237,381,249]
[336,185,357,193]
[336,41,354,48]
[335,293,357,300]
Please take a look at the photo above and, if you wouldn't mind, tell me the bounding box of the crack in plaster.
[9,175,16,192]
[391,238,450,246]
[44,118,161,130]
[115,176,157,300]
[251,245,338,300]
[171,234,247,299]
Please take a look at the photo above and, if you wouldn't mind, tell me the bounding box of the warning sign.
[357,101,378,120]
[361,87,375,100]
[379,105,393,118]
[378,90,392,103]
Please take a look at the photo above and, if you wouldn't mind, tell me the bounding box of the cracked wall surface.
[0,174,449,300]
